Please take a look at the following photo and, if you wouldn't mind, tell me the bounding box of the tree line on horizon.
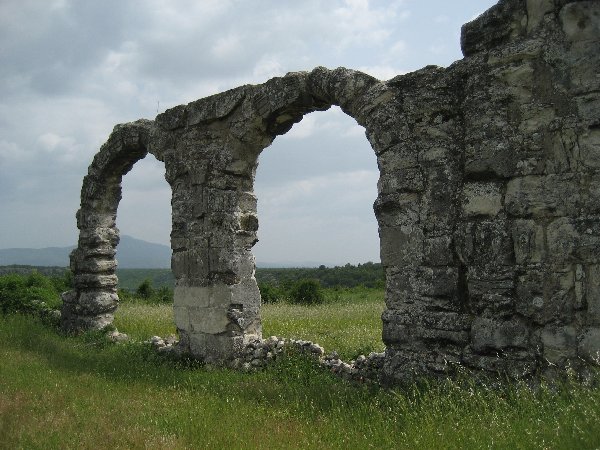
[0,262,385,291]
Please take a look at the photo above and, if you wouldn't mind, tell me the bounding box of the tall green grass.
[114,287,385,360]
[262,287,385,360]
[2,291,600,449]
[1,314,599,449]
[114,302,175,341]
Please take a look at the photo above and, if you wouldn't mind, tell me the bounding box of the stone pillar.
[61,209,120,331]
[61,121,151,332]
[166,123,263,364]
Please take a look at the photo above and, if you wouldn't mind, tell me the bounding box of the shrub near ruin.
[288,279,325,306]
[0,272,66,315]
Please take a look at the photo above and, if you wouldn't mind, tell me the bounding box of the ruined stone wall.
[62,0,600,382]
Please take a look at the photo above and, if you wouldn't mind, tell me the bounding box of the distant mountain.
[114,235,170,268]
[0,235,171,269]
[0,237,341,269]
[0,244,75,267]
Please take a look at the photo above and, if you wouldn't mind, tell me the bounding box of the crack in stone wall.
[62,0,600,382]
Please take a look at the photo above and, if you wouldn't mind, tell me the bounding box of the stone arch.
[61,120,162,330]
[149,67,431,365]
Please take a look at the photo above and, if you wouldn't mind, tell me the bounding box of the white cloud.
[252,56,285,81]
[0,140,26,164]
[37,133,81,163]
[279,106,367,140]
[388,41,408,58]
[258,170,378,210]
[428,41,448,55]
[211,34,242,60]
[332,0,407,48]
[280,114,319,140]
[358,65,406,81]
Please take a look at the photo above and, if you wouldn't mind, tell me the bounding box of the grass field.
[114,287,385,361]
[1,290,600,449]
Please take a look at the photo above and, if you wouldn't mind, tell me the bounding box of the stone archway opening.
[252,105,385,359]
[111,152,175,339]
[253,106,380,265]
[117,153,171,257]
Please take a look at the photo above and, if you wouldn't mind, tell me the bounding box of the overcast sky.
[0,0,497,266]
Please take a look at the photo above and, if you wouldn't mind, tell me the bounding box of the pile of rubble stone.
[146,333,384,384]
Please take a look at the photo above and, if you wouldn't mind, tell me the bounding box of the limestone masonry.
[62,0,600,384]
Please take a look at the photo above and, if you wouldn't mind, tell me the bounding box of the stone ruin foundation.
[62,0,600,384]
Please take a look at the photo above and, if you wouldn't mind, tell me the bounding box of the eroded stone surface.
[62,0,600,383]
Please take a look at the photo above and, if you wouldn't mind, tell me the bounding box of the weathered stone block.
[383,309,470,332]
[423,235,454,266]
[76,290,119,315]
[575,92,600,125]
[586,265,600,324]
[384,269,415,308]
[460,0,527,57]
[421,165,459,234]
[518,108,556,134]
[381,346,461,385]
[543,128,579,174]
[231,278,261,308]
[188,307,231,334]
[511,219,544,264]
[472,293,515,317]
[78,227,119,248]
[73,274,118,289]
[526,0,554,32]
[230,248,256,278]
[373,193,420,227]
[585,178,600,216]
[505,175,579,218]
[540,325,577,365]
[383,323,469,347]
[379,226,424,268]
[71,250,118,273]
[61,312,115,332]
[174,284,230,309]
[516,268,575,325]
[461,182,503,217]
[171,249,209,280]
[418,267,458,298]
[494,61,535,101]
[546,217,578,264]
[385,267,458,306]
[471,316,530,353]
[578,129,600,169]
[462,349,536,378]
[559,1,600,43]
[206,189,237,212]
[467,266,515,297]
[456,220,514,267]
[377,168,424,194]
[376,144,418,171]
[579,327,600,364]
[208,246,237,277]
[575,264,586,310]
